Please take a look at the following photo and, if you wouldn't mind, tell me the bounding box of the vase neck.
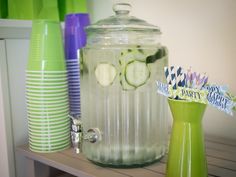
[168,99,206,123]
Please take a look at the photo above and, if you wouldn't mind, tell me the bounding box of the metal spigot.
[70,114,102,154]
[70,115,83,154]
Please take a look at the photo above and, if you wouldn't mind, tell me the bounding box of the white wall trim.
[0,40,16,177]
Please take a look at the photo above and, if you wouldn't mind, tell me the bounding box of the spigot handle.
[84,128,102,143]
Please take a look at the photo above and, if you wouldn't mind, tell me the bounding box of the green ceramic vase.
[167,98,208,177]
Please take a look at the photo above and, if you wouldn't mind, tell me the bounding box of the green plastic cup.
[29,135,70,145]
[28,126,69,136]
[26,91,68,98]
[28,123,70,133]
[29,131,69,140]
[167,98,208,177]
[27,60,67,71]
[29,141,70,153]
[28,20,65,71]
[27,104,69,112]
[26,77,68,83]
[28,121,70,131]
[28,115,68,123]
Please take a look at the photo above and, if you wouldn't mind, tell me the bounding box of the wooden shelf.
[17,134,236,177]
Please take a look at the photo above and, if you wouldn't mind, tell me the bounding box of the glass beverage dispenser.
[81,3,168,166]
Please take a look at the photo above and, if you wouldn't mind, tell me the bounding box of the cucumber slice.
[125,60,150,88]
[95,63,117,87]
[119,48,148,90]
[119,71,135,90]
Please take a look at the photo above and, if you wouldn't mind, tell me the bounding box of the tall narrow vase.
[167,98,208,177]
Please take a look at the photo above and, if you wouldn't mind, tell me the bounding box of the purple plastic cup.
[64,13,90,60]
[69,95,80,98]
[68,82,80,86]
[69,94,80,98]
[68,79,80,83]
[67,67,79,71]
[64,13,90,117]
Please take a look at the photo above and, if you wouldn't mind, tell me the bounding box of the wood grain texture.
[17,135,236,177]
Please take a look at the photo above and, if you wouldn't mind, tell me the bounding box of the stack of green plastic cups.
[26,20,70,153]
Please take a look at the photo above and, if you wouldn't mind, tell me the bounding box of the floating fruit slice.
[95,63,117,87]
[125,60,150,88]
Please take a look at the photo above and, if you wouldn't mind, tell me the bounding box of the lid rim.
[86,27,161,34]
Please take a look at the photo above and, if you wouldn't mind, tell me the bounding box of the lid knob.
[113,3,131,15]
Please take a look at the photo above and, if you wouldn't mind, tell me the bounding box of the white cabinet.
[0,20,31,177]
[0,40,15,177]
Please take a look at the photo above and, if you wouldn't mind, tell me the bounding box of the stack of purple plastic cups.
[64,13,90,117]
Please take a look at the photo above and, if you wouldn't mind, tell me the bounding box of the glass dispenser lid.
[86,3,161,33]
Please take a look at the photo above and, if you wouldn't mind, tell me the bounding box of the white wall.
[87,0,236,139]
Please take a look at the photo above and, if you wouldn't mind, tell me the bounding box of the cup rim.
[26,99,68,105]
[66,64,79,67]
[29,145,70,153]
[27,110,69,119]
[29,142,70,152]
[29,135,70,143]
[29,139,70,147]
[68,75,80,78]
[27,108,69,114]
[69,98,80,100]
[26,85,68,89]
[67,67,79,69]
[28,121,70,129]
[26,95,68,100]
[68,79,80,82]
[66,59,79,62]
[26,88,68,93]
[26,78,67,81]
[69,92,81,96]
[29,132,69,139]
[68,92,80,94]
[67,76,80,79]
[68,80,80,83]
[26,81,68,85]
[28,117,70,124]
[26,70,67,74]
[28,116,68,123]
[66,64,79,66]
[69,105,81,107]
[26,74,68,78]
[68,87,80,89]
[27,101,68,107]
[28,126,70,133]
[67,70,80,72]
[28,122,69,129]
[28,128,69,136]
[67,80,80,82]
[27,105,69,111]
[68,86,80,88]
[26,92,68,97]
[67,71,79,73]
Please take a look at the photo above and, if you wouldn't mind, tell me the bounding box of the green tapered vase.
[167,98,208,177]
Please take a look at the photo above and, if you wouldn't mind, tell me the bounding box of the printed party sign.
[157,66,236,116]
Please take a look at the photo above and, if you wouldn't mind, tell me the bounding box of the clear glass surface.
[81,45,168,166]
[81,3,168,166]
